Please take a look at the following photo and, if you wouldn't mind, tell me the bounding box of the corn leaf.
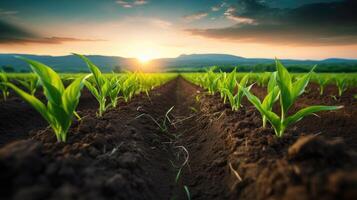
[242,87,280,129]
[276,59,292,114]
[291,66,315,102]
[5,82,51,124]
[284,105,343,127]
[16,56,64,93]
[62,75,89,115]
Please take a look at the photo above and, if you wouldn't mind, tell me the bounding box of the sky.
[0,0,356,60]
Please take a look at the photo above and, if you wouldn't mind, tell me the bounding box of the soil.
[0,77,356,200]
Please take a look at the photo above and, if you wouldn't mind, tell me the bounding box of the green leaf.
[62,75,89,115]
[74,54,106,87]
[275,59,292,114]
[262,86,280,110]
[17,79,31,91]
[284,105,343,127]
[267,72,277,93]
[242,87,280,129]
[85,81,100,101]
[5,82,51,124]
[291,67,315,102]
[239,74,250,87]
[16,56,64,93]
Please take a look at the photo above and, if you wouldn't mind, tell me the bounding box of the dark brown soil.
[0,77,356,200]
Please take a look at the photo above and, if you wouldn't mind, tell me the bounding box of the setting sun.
[137,55,152,64]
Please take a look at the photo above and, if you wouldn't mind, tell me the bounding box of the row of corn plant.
[183,61,344,137]
[75,54,176,117]
[312,74,357,96]
[0,55,175,142]
[184,68,253,112]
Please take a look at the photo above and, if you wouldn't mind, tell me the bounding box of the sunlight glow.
[137,54,152,64]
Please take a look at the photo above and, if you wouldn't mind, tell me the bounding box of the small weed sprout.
[136,106,174,133]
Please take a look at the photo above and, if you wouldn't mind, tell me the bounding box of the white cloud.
[224,7,255,24]
[211,2,227,11]
[0,9,18,16]
[183,12,208,22]
[116,0,148,8]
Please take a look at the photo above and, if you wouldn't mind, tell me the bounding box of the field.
[0,58,357,200]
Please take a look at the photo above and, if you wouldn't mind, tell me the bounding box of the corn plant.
[260,72,280,128]
[0,70,9,101]
[121,73,138,102]
[315,75,329,95]
[201,67,220,95]
[242,60,342,137]
[335,77,347,96]
[17,75,39,95]
[219,68,237,103]
[256,72,270,87]
[108,75,121,108]
[223,74,251,111]
[75,54,111,117]
[3,57,89,142]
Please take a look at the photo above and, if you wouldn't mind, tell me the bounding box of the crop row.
[0,54,176,142]
[183,60,355,137]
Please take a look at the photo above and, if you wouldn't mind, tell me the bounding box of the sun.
[137,54,152,64]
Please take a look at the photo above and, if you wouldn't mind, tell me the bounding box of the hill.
[1,53,357,73]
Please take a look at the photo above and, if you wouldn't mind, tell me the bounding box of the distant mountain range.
[1,53,357,72]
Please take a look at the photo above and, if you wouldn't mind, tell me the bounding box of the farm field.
[0,57,356,200]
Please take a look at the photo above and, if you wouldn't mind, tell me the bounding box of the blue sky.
[0,0,356,59]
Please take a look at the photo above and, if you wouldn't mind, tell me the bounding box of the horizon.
[0,0,357,60]
[1,52,357,61]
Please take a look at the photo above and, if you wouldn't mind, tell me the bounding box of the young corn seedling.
[219,68,237,103]
[242,59,342,137]
[17,75,39,95]
[260,72,280,128]
[257,72,271,87]
[121,73,138,102]
[0,70,9,101]
[223,74,251,111]
[316,75,329,95]
[108,75,121,108]
[3,57,89,142]
[75,54,111,117]
[201,67,220,95]
[335,77,347,96]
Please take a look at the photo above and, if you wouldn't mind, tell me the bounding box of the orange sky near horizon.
[1,0,357,60]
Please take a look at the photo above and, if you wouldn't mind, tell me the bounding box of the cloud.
[183,11,208,22]
[186,0,357,46]
[0,9,18,16]
[0,20,104,44]
[224,6,256,24]
[116,0,148,8]
[211,2,227,11]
